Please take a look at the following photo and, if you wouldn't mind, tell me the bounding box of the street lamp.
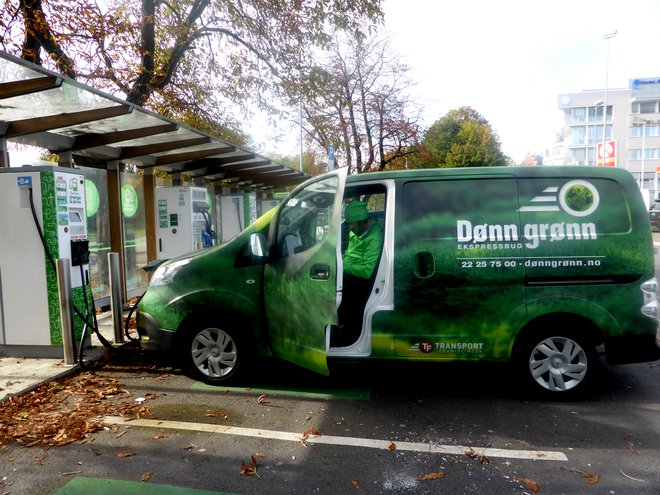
[594,100,604,166]
[634,117,652,190]
[641,120,646,188]
[601,30,617,167]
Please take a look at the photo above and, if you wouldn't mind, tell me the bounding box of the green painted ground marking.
[54,477,235,495]
[191,382,371,400]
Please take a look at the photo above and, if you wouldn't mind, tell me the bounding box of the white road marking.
[103,416,568,462]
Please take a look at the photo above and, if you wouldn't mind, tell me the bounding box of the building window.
[631,124,660,137]
[632,101,658,114]
[587,105,612,122]
[571,148,587,165]
[573,124,611,145]
[571,107,586,123]
[587,147,597,165]
[588,106,602,122]
[571,126,586,145]
[631,148,660,160]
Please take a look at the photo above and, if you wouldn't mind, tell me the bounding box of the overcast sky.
[382,0,660,161]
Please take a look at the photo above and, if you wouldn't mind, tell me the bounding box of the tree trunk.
[19,0,76,78]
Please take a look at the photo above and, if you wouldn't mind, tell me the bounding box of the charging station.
[156,186,215,259]
[0,166,90,357]
[217,192,258,243]
[261,197,281,216]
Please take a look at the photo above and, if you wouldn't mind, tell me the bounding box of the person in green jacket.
[334,200,384,347]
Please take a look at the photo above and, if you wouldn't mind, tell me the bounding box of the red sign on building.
[597,140,616,167]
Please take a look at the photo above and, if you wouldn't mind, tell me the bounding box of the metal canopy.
[0,51,308,189]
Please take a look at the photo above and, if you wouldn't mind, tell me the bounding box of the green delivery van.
[137,166,660,397]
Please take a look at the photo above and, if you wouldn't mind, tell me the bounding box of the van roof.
[345,166,636,183]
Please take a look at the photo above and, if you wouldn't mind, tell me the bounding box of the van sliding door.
[393,177,525,360]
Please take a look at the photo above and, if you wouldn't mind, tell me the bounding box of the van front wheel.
[518,333,595,397]
[183,324,242,384]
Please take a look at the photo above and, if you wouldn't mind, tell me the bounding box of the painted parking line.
[54,476,234,495]
[104,416,568,462]
[191,382,371,400]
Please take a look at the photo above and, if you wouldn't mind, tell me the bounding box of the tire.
[182,322,243,384]
[517,331,596,398]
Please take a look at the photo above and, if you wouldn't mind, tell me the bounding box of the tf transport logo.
[419,341,434,353]
[518,180,600,217]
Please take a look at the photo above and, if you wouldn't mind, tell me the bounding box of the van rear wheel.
[518,332,595,397]
[183,323,242,384]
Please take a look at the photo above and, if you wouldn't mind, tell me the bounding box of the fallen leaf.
[352,480,361,489]
[464,447,490,464]
[255,394,268,405]
[578,471,600,485]
[388,442,397,451]
[115,452,136,459]
[300,431,309,447]
[307,427,321,436]
[149,435,168,440]
[516,476,540,494]
[628,446,639,455]
[623,434,634,441]
[240,456,260,478]
[255,452,268,458]
[418,472,445,481]
[205,412,229,419]
[141,468,153,482]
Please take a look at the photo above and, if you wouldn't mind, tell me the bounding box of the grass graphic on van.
[559,180,600,217]
[519,180,600,217]
[564,184,594,212]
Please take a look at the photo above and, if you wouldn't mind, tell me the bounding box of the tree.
[417,106,509,168]
[295,34,422,174]
[1,0,384,140]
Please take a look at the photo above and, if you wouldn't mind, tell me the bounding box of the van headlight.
[150,258,192,286]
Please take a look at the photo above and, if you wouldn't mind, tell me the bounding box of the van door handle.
[310,264,330,280]
[414,251,435,278]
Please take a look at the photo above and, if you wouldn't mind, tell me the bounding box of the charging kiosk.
[156,186,215,259]
[217,191,258,243]
[0,166,90,357]
[261,197,281,216]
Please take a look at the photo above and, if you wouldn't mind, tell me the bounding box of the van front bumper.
[137,311,176,353]
[605,333,660,365]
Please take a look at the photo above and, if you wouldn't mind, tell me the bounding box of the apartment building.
[553,78,660,199]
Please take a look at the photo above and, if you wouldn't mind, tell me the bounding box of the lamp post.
[634,117,651,189]
[641,120,646,189]
[601,30,617,167]
[593,100,604,166]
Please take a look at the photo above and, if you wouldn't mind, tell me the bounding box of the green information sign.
[121,183,139,218]
[84,179,100,217]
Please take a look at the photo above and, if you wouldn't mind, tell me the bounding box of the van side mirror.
[250,233,267,257]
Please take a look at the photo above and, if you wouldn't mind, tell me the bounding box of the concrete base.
[0,336,92,359]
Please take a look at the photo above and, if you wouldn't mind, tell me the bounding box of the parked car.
[649,201,660,232]
[137,166,660,398]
